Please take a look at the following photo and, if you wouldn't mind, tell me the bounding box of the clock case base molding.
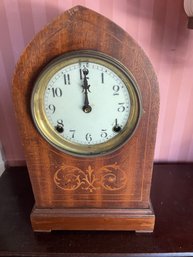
[31,205,155,232]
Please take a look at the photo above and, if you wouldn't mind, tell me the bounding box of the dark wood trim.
[31,206,155,232]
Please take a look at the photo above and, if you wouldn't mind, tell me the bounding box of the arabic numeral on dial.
[113,85,120,95]
[69,129,75,138]
[52,87,62,97]
[48,104,56,114]
[57,119,64,126]
[101,129,108,138]
[85,133,92,142]
[55,119,64,133]
[117,103,126,112]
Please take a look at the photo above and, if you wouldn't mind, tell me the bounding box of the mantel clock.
[12,6,159,232]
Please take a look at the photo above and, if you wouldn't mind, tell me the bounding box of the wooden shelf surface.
[0,163,193,257]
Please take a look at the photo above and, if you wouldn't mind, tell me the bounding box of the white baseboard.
[0,143,5,176]
[0,154,5,176]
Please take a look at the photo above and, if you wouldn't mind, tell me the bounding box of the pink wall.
[0,0,193,163]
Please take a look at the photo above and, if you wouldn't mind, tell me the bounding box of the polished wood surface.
[12,6,159,231]
[31,206,155,232]
[0,163,193,256]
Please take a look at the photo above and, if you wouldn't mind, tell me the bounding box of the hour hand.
[82,68,92,113]
[82,83,91,93]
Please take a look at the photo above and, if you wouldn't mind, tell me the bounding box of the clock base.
[30,204,155,232]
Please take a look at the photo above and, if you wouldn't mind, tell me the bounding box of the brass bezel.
[31,50,142,156]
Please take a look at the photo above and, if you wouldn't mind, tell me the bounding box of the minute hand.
[82,68,92,113]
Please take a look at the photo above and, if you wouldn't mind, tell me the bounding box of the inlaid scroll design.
[54,163,127,193]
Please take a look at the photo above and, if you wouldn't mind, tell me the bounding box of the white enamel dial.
[31,51,141,156]
[44,62,130,145]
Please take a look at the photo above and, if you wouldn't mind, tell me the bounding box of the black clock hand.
[82,68,92,113]
[83,78,90,107]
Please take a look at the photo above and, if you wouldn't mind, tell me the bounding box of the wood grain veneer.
[12,6,159,232]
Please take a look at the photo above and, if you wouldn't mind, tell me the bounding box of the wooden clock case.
[12,6,159,232]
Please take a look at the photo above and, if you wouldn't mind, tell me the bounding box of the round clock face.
[31,50,142,156]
